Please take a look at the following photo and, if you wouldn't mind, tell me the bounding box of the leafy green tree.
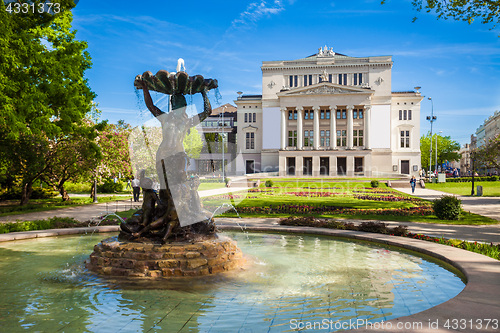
[95,123,134,181]
[183,128,203,159]
[420,133,461,172]
[0,5,98,204]
[476,134,500,170]
[382,0,500,29]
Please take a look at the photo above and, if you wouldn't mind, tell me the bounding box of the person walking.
[409,175,417,194]
[131,176,141,202]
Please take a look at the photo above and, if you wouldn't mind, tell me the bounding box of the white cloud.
[230,0,285,30]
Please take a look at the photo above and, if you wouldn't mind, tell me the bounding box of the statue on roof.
[318,45,335,57]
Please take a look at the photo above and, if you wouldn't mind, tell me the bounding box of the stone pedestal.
[87,236,245,278]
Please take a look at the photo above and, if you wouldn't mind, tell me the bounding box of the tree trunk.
[90,181,95,201]
[59,184,70,201]
[20,181,33,205]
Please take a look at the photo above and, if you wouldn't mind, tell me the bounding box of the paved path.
[394,187,500,221]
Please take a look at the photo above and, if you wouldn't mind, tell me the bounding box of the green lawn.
[0,195,132,217]
[426,181,500,197]
[198,182,227,191]
[201,178,497,225]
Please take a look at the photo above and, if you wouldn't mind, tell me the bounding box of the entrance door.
[245,160,255,174]
[337,157,347,176]
[303,157,313,176]
[287,157,296,176]
[401,160,410,174]
[320,157,329,176]
[355,157,364,174]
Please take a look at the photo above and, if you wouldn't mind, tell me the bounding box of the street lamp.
[426,97,437,179]
[219,105,227,181]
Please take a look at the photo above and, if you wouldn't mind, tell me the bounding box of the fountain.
[87,61,245,278]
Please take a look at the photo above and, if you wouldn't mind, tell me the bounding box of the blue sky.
[72,0,500,145]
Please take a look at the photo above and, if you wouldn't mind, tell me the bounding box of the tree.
[0,4,99,204]
[95,123,133,181]
[476,134,500,171]
[183,128,203,159]
[420,133,461,172]
[382,0,500,30]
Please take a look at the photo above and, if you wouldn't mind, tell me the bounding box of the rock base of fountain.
[87,235,245,278]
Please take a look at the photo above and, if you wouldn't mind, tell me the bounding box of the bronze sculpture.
[119,69,218,243]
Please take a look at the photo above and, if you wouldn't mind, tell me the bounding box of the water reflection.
[0,232,464,332]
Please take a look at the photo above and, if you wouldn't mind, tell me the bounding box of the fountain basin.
[87,235,244,278]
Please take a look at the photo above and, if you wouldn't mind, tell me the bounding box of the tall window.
[304,110,309,120]
[408,110,412,120]
[328,74,333,83]
[400,130,410,148]
[288,130,297,147]
[288,110,297,120]
[320,110,325,119]
[246,132,255,149]
[326,110,330,119]
[320,130,330,147]
[337,129,347,147]
[338,73,347,85]
[253,113,256,122]
[289,75,298,88]
[353,73,363,85]
[244,113,248,122]
[303,75,308,86]
[353,129,364,146]
[399,110,402,120]
[304,130,313,147]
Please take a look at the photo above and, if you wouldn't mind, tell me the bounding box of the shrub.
[65,182,91,193]
[370,180,379,188]
[0,187,57,200]
[97,180,124,193]
[265,180,273,187]
[433,195,461,220]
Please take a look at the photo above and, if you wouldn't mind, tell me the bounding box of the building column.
[347,105,354,149]
[330,105,337,149]
[313,106,320,150]
[297,107,303,150]
[280,107,287,150]
[312,155,320,177]
[364,105,371,149]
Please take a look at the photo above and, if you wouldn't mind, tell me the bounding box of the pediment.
[242,125,259,131]
[278,82,374,97]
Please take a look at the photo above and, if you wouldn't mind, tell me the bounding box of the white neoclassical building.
[235,45,422,177]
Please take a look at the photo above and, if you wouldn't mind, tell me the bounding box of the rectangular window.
[294,75,298,87]
[408,109,412,120]
[250,132,254,149]
[328,74,332,83]
[354,73,358,86]
[304,130,313,147]
[400,130,410,148]
[309,75,312,85]
[359,110,363,119]
[359,73,363,84]
[326,111,330,119]
[343,74,347,85]
[342,110,346,119]
[288,130,297,147]
[288,110,293,120]
[318,74,323,83]
[338,74,342,85]
[337,129,347,146]
[399,110,402,120]
[353,129,364,146]
[310,110,314,120]
[403,110,407,120]
[244,113,248,122]
[246,133,250,149]
[336,110,341,119]
[326,130,330,146]
[304,111,309,120]
[353,110,358,119]
[253,113,256,122]
[294,111,297,120]
[320,110,325,119]
[320,130,325,146]
[289,75,293,88]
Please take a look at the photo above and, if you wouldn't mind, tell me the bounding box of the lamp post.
[426,97,437,179]
[219,105,227,181]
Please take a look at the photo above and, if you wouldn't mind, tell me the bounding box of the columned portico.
[297,107,303,150]
[313,106,320,150]
[347,105,354,150]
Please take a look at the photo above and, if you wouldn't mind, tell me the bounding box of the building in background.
[193,103,237,176]
[471,110,500,174]
[235,45,422,177]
